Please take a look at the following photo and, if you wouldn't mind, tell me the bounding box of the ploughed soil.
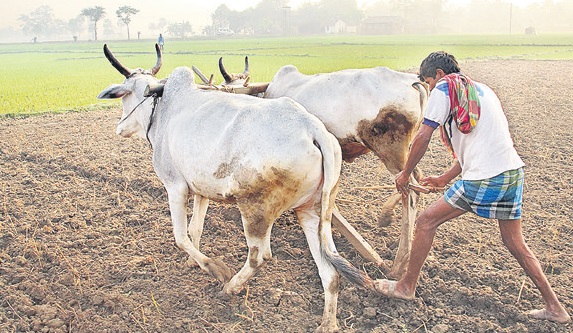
[1,60,572,333]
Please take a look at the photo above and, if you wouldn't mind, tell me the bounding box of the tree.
[211,4,233,32]
[116,5,139,40]
[149,18,168,34]
[292,3,323,34]
[250,0,286,34]
[229,10,253,35]
[167,21,192,39]
[81,6,105,41]
[18,5,56,40]
[103,19,118,39]
[68,15,85,41]
[319,0,363,26]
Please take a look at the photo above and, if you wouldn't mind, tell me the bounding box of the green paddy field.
[1,34,573,116]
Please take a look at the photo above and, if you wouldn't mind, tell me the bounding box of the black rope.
[117,94,160,149]
[146,94,160,148]
[117,96,150,126]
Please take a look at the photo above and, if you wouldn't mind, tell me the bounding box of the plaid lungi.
[444,167,524,220]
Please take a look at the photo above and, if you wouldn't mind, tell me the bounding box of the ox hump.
[274,65,300,78]
[164,66,196,92]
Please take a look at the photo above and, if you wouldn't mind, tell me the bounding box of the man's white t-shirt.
[423,80,524,180]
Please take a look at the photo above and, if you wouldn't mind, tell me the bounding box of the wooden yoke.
[196,82,270,95]
[144,82,270,98]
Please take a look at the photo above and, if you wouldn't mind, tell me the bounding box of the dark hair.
[418,51,460,81]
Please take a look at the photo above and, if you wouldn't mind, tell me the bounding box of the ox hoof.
[222,282,244,296]
[315,324,339,333]
[216,289,234,300]
[377,214,394,228]
[186,257,200,268]
[204,258,234,283]
[387,265,406,280]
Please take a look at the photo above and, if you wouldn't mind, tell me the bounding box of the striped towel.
[440,73,481,157]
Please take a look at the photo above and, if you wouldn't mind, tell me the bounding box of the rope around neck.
[117,94,160,148]
[146,95,160,147]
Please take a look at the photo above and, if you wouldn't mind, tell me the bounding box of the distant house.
[525,26,536,35]
[325,19,357,34]
[359,16,404,35]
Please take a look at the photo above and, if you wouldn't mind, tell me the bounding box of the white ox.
[97,44,377,333]
[262,64,429,278]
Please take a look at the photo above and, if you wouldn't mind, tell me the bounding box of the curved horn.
[103,44,132,78]
[192,65,210,84]
[243,56,249,77]
[144,83,164,97]
[150,43,162,76]
[219,57,233,83]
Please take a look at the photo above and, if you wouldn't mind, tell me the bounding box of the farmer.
[158,33,164,51]
[375,51,571,324]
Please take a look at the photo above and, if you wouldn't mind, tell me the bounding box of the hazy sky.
[2,0,547,37]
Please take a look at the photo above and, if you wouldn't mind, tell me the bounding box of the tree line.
[15,0,573,42]
[19,5,139,42]
[207,0,363,36]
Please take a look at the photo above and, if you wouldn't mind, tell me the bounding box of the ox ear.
[97,84,131,99]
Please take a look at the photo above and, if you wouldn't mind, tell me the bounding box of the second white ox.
[263,64,429,277]
[97,44,376,333]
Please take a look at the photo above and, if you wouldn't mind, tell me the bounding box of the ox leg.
[186,194,209,267]
[377,165,422,227]
[223,211,274,295]
[388,188,418,279]
[378,193,402,227]
[296,207,340,333]
[166,185,233,283]
[360,114,422,278]
[380,157,420,279]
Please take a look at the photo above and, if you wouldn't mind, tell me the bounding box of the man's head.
[418,51,461,90]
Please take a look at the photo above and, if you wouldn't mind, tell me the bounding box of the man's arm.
[421,160,461,188]
[395,124,435,196]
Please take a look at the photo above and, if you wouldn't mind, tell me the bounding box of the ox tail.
[314,130,376,291]
[323,248,376,290]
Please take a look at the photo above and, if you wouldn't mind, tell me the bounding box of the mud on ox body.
[97,44,379,332]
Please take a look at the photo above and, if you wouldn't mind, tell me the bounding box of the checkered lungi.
[444,167,524,220]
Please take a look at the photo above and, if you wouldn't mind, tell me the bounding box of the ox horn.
[243,56,249,77]
[144,83,164,97]
[192,65,211,85]
[103,44,132,78]
[219,57,233,83]
[150,43,162,76]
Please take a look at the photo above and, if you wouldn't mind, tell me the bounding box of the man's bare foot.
[373,279,415,300]
[528,308,571,324]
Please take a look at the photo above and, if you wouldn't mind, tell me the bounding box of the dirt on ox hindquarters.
[1,60,572,333]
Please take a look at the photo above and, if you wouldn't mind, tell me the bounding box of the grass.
[1,34,573,116]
